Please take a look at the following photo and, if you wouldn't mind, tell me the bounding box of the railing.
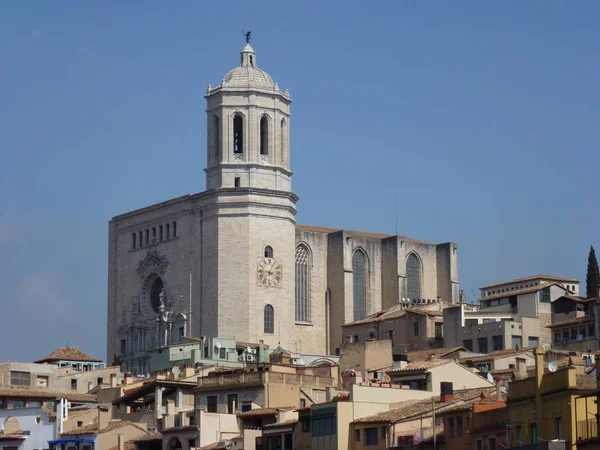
[195,371,333,389]
[577,419,599,441]
[512,441,568,450]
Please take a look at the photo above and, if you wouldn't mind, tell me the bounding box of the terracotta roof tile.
[0,433,26,440]
[60,420,147,436]
[263,419,298,429]
[546,316,593,328]
[134,432,163,442]
[459,348,533,364]
[480,283,567,301]
[480,275,579,290]
[352,389,495,424]
[0,389,97,403]
[199,442,228,450]
[388,360,451,373]
[35,347,102,363]
[237,407,295,418]
[407,347,466,362]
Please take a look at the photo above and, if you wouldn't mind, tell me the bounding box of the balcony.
[577,419,599,441]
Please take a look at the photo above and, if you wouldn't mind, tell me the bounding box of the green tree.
[586,245,599,299]
[111,354,123,368]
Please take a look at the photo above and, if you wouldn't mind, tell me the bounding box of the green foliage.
[111,354,123,368]
[586,245,599,299]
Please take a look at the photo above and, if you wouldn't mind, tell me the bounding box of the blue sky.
[1,2,598,361]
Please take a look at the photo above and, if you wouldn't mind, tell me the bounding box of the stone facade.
[106,41,460,371]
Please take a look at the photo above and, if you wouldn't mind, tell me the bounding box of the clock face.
[257,258,282,287]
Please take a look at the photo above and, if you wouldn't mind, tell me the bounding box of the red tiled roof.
[480,275,579,290]
[263,419,298,429]
[60,420,147,436]
[546,316,593,328]
[0,389,97,403]
[237,407,295,418]
[35,347,102,363]
[407,347,466,362]
[480,282,567,301]
[0,434,26,441]
[459,348,533,364]
[134,432,163,442]
[388,360,451,373]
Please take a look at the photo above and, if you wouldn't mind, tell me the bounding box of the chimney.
[183,364,194,378]
[110,373,117,388]
[123,372,133,385]
[97,406,109,430]
[392,354,408,370]
[440,382,453,402]
[515,357,527,379]
[496,381,502,400]
[118,434,124,450]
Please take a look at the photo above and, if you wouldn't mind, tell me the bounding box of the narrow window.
[260,115,269,155]
[249,55,254,67]
[152,227,156,243]
[233,115,244,153]
[173,221,177,238]
[280,119,287,163]
[207,395,217,413]
[132,233,136,249]
[355,430,360,442]
[71,379,77,390]
[406,253,422,300]
[352,250,367,320]
[295,244,310,322]
[166,223,170,239]
[234,177,241,187]
[264,305,274,334]
[159,225,163,241]
[264,246,273,258]
[138,231,143,247]
[413,322,419,336]
[145,229,150,246]
[213,115,220,161]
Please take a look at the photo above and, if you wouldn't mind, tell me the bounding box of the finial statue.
[244,30,251,44]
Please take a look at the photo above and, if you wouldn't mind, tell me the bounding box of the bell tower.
[199,37,298,351]
[205,40,292,192]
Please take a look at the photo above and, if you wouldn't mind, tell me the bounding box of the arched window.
[295,244,310,322]
[352,250,367,321]
[280,119,286,163]
[406,253,422,300]
[264,246,273,258]
[260,116,269,155]
[264,305,274,334]
[149,277,164,313]
[233,115,243,154]
[212,115,220,160]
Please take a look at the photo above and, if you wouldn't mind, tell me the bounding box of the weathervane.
[243,29,251,44]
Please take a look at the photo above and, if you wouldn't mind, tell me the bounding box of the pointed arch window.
[295,244,311,322]
[260,116,269,155]
[264,305,274,334]
[212,115,220,161]
[352,250,367,321]
[233,115,243,154]
[406,253,422,300]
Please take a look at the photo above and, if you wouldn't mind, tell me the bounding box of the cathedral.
[106,39,460,374]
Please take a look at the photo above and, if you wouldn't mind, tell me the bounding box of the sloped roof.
[459,348,533,364]
[134,432,163,442]
[342,304,406,327]
[237,407,295,418]
[0,388,97,403]
[61,420,147,436]
[388,360,451,373]
[546,316,593,328]
[480,275,579,290]
[296,224,433,244]
[35,347,102,363]
[480,283,568,301]
[263,419,298,429]
[407,347,467,362]
[353,388,495,424]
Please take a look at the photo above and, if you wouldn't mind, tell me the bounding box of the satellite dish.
[487,373,494,383]
[548,361,558,373]
[171,366,180,375]
[216,342,222,349]
[247,346,252,353]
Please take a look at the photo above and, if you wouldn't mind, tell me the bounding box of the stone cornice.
[204,163,293,178]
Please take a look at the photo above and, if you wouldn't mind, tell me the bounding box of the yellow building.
[507,345,597,449]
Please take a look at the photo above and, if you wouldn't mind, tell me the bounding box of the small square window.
[234,177,241,187]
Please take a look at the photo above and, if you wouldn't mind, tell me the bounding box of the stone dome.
[220,43,277,90]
